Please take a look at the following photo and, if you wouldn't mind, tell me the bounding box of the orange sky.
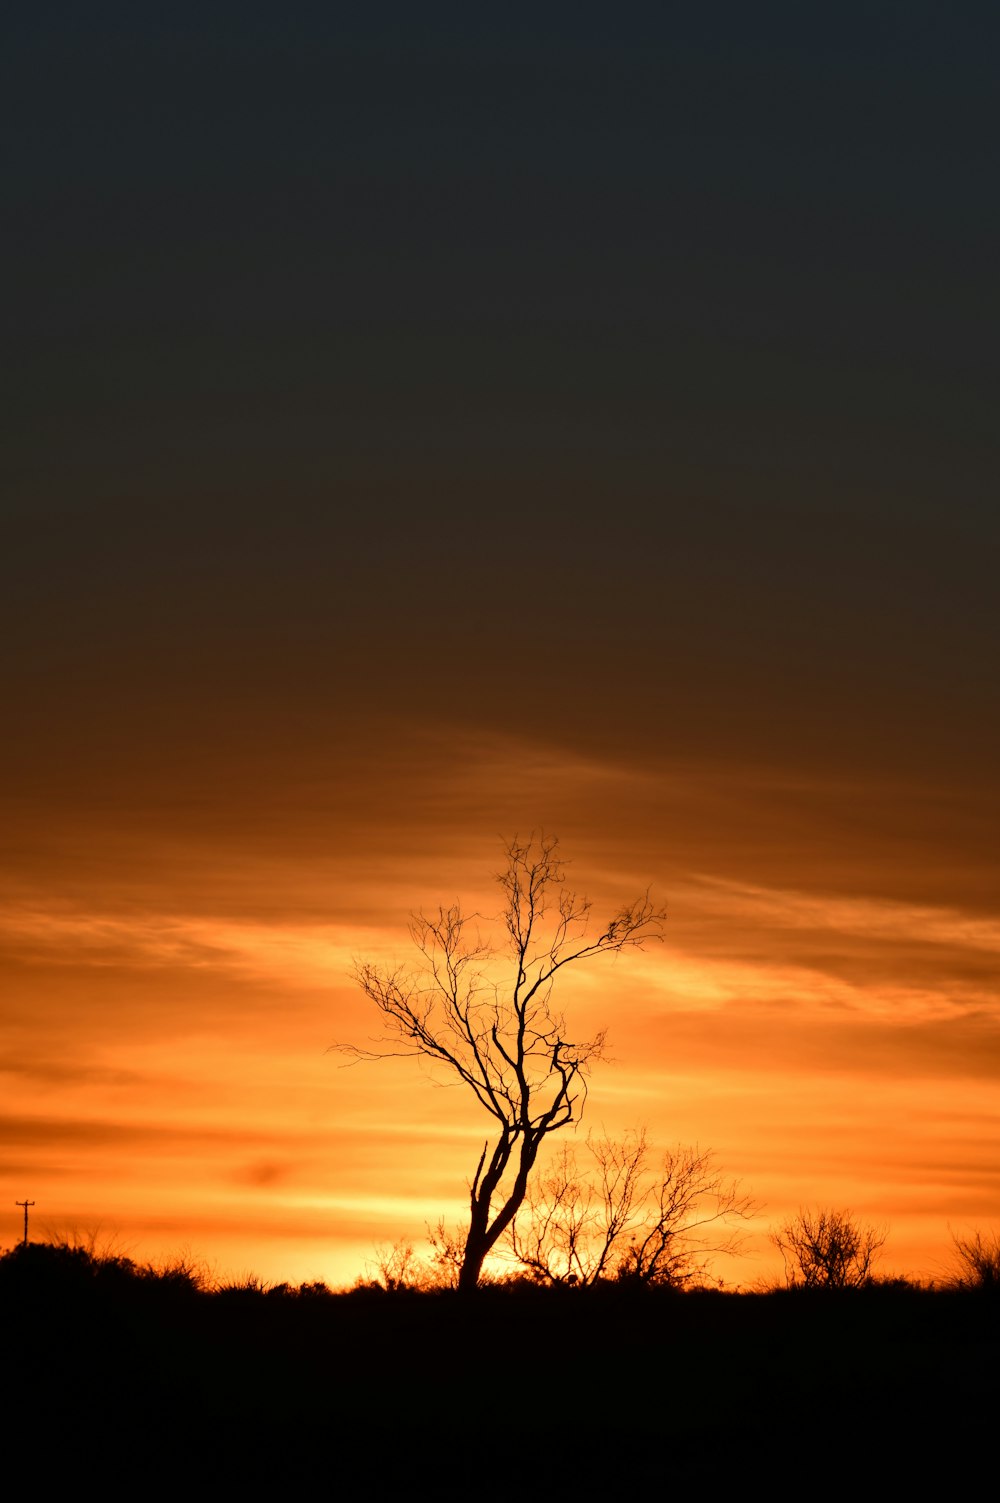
[4,10,999,1291]
[4,723,997,1287]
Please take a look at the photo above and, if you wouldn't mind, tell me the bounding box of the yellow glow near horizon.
[3,735,997,1288]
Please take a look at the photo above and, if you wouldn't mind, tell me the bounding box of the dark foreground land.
[3,1243,996,1492]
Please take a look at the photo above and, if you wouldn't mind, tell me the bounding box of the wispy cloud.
[0,903,382,984]
[691,876,1000,954]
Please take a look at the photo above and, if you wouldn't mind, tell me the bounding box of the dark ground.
[3,1244,995,1491]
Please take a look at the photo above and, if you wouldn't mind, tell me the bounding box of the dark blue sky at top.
[7,2,996,509]
[3,3,998,805]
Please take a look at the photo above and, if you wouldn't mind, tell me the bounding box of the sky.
[3,3,998,1286]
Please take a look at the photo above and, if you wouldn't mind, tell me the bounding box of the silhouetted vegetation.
[4,1235,997,1490]
[771,1207,887,1288]
[948,1228,1000,1290]
[0,1235,206,1299]
[341,835,664,1289]
[509,1132,756,1286]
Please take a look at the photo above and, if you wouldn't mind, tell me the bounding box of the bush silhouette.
[771,1208,887,1288]
[949,1229,1000,1291]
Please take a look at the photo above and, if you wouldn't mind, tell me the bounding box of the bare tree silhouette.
[772,1208,886,1288]
[948,1228,1000,1290]
[363,1238,426,1292]
[509,1131,755,1286]
[340,835,664,1290]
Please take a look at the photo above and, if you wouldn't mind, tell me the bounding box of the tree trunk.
[459,1134,542,1289]
[458,1244,487,1291]
[459,1209,492,1290]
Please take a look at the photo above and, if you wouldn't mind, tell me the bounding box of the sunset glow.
[4,7,997,1299]
[4,727,997,1287]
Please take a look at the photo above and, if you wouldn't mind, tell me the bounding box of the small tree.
[426,1220,467,1289]
[772,1208,886,1289]
[363,1239,427,1292]
[509,1131,755,1287]
[341,835,664,1290]
[948,1228,1000,1291]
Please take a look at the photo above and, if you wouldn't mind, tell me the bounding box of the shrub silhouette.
[771,1208,887,1288]
[509,1133,755,1288]
[0,1238,204,1301]
[949,1229,1000,1291]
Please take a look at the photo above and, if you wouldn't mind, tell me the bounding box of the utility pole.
[15,1200,34,1247]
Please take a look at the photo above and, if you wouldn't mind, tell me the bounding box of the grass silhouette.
[2,1236,996,1489]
